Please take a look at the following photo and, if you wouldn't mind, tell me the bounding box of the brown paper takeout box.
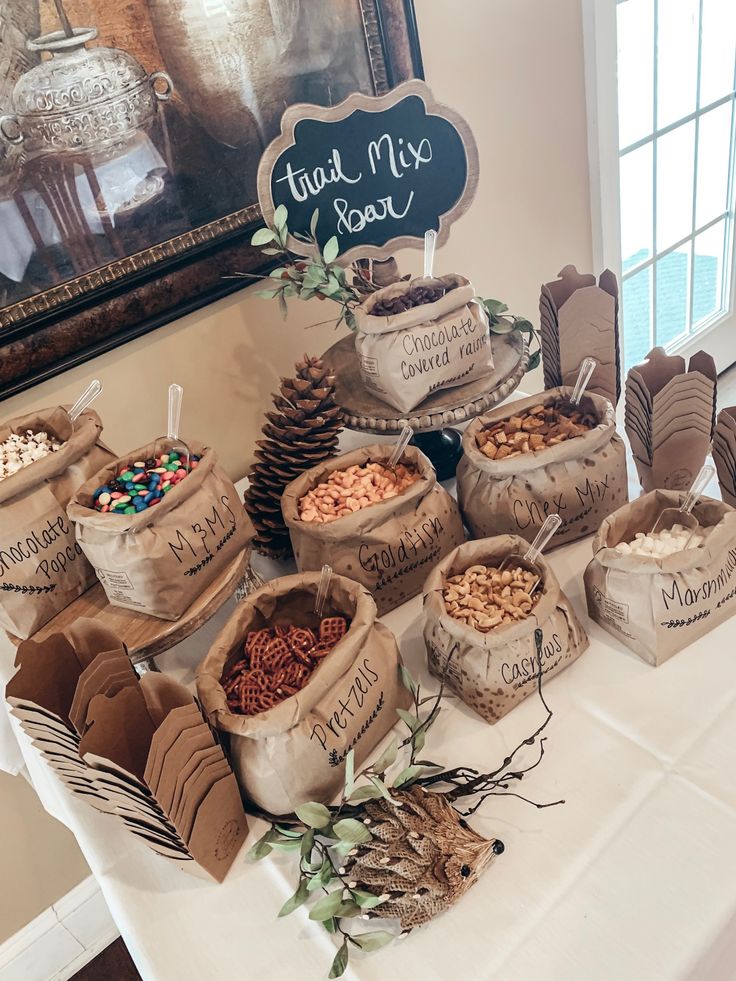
[282,443,465,614]
[197,572,411,817]
[353,273,493,414]
[584,491,736,666]
[5,619,247,882]
[0,407,115,639]
[68,439,254,620]
[457,388,628,548]
[423,536,589,723]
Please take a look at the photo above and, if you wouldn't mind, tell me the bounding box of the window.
[584,0,736,372]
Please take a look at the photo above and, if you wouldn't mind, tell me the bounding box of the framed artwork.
[0,0,423,397]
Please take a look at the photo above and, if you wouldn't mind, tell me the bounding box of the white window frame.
[582,0,736,373]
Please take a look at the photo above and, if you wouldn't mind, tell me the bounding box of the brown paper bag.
[423,536,589,723]
[584,491,736,665]
[196,572,411,816]
[457,389,628,548]
[68,440,254,620]
[282,444,465,614]
[0,407,115,639]
[353,274,493,413]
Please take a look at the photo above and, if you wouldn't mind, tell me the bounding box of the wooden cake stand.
[323,331,529,478]
[8,551,249,668]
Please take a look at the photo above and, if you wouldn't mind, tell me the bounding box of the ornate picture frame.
[0,0,423,398]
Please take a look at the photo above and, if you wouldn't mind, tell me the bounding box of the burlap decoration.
[584,490,736,665]
[423,536,589,723]
[0,407,115,639]
[196,572,410,816]
[68,440,253,620]
[353,274,493,414]
[457,388,628,548]
[282,444,465,614]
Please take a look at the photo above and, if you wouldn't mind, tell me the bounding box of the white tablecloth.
[2,438,736,981]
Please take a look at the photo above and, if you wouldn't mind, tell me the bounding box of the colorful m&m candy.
[92,451,200,514]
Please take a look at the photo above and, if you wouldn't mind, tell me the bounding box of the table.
[2,439,736,981]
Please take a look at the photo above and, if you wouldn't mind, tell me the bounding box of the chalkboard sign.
[256,79,479,264]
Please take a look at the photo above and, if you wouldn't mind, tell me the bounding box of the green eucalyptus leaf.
[345,309,357,330]
[513,318,535,333]
[278,293,288,319]
[412,728,426,753]
[336,900,362,917]
[370,738,398,775]
[332,839,357,857]
[399,665,418,695]
[269,267,288,279]
[274,825,303,839]
[483,298,509,317]
[369,776,397,802]
[393,765,423,789]
[251,227,276,246]
[254,288,280,299]
[295,802,332,829]
[527,349,541,371]
[490,318,515,335]
[273,204,288,230]
[307,858,333,891]
[323,917,338,934]
[351,889,386,909]
[323,236,339,264]
[246,827,280,860]
[310,209,320,237]
[333,818,372,844]
[328,940,349,979]
[353,930,395,952]
[300,828,316,861]
[348,783,383,803]
[397,709,420,732]
[278,878,309,917]
[309,889,345,921]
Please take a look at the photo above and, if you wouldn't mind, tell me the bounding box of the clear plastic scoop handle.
[423,229,437,279]
[570,357,597,406]
[523,513,562,564]
[315,564,332,617]
[167,384,183,441]
[681,463,715,515]
[387,425,413,470]
[68,379,102,423]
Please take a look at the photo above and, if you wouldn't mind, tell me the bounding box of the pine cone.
[244,355,343,557]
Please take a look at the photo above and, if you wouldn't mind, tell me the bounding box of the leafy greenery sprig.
[249,205,367,330]
[482,298,542,373]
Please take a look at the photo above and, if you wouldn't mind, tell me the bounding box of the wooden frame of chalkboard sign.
[256,79,479,264]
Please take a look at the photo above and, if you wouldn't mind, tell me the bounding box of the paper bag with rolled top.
[584,490,736,665]
[423,536,589,724]
[0,402,115,639]
[282,443,465,615]
[197,572,410,817]
[353,273,493,414]
[457,388,627,548]
[68,439,254,620]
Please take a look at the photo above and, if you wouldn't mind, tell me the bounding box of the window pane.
[699,0,736,107]
[696,102,733,227]
[692,219,726,325]
[657,0,699,129]
[623,266,653,371]
[656,120,695,251]
[655,246,691,346]
[618,0,654,148]
[621,143,654,268]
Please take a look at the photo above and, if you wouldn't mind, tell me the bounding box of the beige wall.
[0,0,592,946]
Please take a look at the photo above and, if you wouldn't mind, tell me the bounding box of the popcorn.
[0,430,63,481]
[615,522,706,558]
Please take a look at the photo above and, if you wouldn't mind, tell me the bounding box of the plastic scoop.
[386,425,413,474]
[423,228,437,279]
[68,379,102,425]
[650,464,715,539]
[154,383,190,471]
[556,357,597,412]
[499,513,562,597]
[315,564,332,618]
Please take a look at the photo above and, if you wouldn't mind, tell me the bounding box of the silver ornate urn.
[0,26,174,158]
[0,2,40,194]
